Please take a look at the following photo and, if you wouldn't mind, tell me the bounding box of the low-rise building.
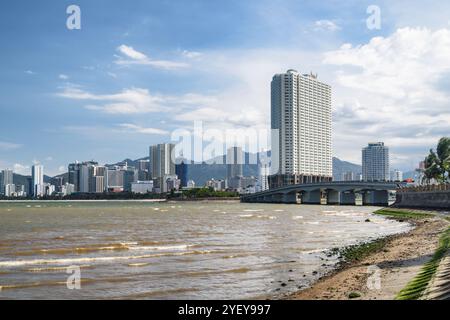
[131,181,154,194]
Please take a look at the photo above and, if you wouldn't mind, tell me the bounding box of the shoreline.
[285,209,450,300]
[0,198,240,203]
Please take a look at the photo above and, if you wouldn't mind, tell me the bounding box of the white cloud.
[117,45,147,60]
[59,74,69,80]
[0,141,22,150]
[314,20,341,32]
[25,70,35,75]
[115,45,189,70]
[181,50,203,59]
[118,123,169,135]
[57,87,165,114]
[324,27,450,167]
[13,163,30,175]
[57,85,219,115]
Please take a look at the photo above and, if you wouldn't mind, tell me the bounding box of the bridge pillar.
[297,191,304,204]
[354,192,363,206]
[363,191,372,206]
[272,193,283,203]
[327,190,341,205]
[303,190,321,204]
[340,191,356,205]
[282,192,299,204]
[320,190,328,205]
[362,190,389,206]
[371,190,389,206]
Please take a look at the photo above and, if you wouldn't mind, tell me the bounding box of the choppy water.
[0,201,411,300]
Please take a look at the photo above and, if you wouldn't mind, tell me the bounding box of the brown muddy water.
[0,201,411,299]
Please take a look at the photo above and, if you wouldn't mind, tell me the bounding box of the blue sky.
[1,0,450,176]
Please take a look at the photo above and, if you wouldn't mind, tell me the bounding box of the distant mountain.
[108,153,360,186]
[9,153,361,188]
[332,158,362,181]
[0,172,53,193]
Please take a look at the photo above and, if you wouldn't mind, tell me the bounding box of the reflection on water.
[0,201,411,299]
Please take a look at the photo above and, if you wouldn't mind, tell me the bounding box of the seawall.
[395,190,450,209]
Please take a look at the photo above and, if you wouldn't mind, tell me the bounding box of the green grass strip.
[329,238,389,264]
[396,227,450,300]
[375,209,435,220]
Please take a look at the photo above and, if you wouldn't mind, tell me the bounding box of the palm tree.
[424,137,450,183]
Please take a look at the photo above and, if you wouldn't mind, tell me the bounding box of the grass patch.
[348,292,361,299]
[329,238,389,263]
[396,227,450,300]
[375,209,434,220]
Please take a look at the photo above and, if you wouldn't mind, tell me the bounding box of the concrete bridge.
[241,181,403,206]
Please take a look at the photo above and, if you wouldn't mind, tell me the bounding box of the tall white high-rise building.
[1,169,14,195]
[270,69,332,188]
[226,146,244,181]
[362,142,390,182]
[150,144,176,179]
[32,165,44,197]
[259,164,270,191]
[149,143,176,192]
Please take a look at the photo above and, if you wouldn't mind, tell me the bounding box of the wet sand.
[287,218,449,300]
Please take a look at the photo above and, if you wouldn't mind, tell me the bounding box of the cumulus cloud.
[314,20,341,32]
[57,85,219,115]
[13,163,30,175]
[57,87,165,114]
[115,45,189,70]
[118,123,169,135]
[117,45,147,60]
[59,74,69,80]
[181,50,203,59]
[324,27,450,167]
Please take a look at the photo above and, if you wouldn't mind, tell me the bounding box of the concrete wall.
[395,191,450,209]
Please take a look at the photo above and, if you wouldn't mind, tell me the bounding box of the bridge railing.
[397,184,450,193]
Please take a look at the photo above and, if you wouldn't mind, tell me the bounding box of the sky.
[0,0,450,176]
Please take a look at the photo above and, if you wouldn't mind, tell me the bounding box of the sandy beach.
[287,214,449,300]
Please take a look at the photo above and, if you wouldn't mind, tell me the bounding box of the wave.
[11,242,194,257]
[26,265,93,273]
[0,250,216,268]
[239,214,276,220]
[115,288,199,299]
[127,263,151,267]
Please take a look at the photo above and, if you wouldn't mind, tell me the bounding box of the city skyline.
[1,1,450,176]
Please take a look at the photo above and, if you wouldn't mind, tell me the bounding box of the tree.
[436,137,450,179]
[424,137,450,183]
